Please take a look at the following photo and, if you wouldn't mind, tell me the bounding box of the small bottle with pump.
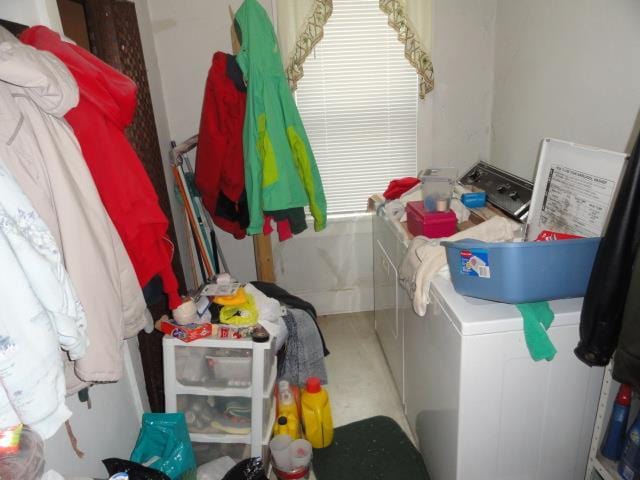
[301,376,333,448]
[601,384,633,460]
[275,381,301,439]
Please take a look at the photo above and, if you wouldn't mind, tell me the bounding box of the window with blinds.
[295,0,418,215]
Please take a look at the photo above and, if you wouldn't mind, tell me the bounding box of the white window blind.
[296,0,418,215]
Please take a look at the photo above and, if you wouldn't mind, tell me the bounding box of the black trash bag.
[222,458,268,480]
[103,458,171,480]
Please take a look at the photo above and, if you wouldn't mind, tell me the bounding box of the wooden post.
[253,234,276,282]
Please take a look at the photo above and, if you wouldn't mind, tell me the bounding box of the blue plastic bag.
[130,413,196,480]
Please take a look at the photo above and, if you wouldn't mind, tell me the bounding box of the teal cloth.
[516,302,557,361]
[235,0,327,235]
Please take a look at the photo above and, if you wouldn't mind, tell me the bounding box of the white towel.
[244,283,288,350]
[399,216,521,315]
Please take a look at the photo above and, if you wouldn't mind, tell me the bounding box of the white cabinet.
[163,336,277,462]
[373,213,405,405]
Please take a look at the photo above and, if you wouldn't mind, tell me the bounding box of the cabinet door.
[403,291,461,480]
[373,215,393,333]
[374,239,397,334]
[374,239,404,400]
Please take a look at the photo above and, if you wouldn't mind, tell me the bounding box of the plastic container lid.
[616,384,633,406]
[406,201,456,225]
[251,325,270,342]
[306,377,321,393]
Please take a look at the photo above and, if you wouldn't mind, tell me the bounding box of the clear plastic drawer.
[175,346,252,388]
[174,344,275,391]
[177,394,274,438]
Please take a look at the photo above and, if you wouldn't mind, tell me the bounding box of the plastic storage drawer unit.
[442,237,601,303]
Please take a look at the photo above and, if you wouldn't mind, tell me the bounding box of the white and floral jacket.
[0,159,87,439]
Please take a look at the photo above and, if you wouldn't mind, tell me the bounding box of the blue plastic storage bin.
[442,237,601,303]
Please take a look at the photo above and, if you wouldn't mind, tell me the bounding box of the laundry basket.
[442,237,601,303]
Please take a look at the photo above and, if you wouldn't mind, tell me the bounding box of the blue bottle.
[619,411,640,480]
[601,384,632,460]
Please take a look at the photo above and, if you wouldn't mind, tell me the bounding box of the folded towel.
[516,302,557,361]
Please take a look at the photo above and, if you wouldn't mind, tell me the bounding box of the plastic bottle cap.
[251,325,270,343]
[306,376,321,394]
[280,390,294,405]
[616,384,633,406]
[278,416,288,425]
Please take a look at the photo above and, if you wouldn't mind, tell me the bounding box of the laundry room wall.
[43,340,148,477]
[426,0,497,175]
[0,0,61,32]
[491,0,640,180]
[138,0,498,314]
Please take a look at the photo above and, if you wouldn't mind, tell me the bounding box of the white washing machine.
[403,275,604,480]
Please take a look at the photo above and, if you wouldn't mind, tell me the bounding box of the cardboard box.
[158,319,213,342]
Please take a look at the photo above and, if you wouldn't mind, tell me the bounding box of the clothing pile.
[195,0,326,242]
[0,26,181,439]
[251,282,329,386]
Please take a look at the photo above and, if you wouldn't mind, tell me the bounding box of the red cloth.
[383,177,421,200]
[195,52,248,239]
[263,215,294,242]
[21,26,181,309]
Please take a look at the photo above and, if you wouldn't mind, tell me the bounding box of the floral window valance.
[379,0,434,98]
[276,0,434,98]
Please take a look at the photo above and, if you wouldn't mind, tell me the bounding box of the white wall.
[44,339,147,477]
[131,0,198,289]
[425,0,497,175]
[491,0,640,180]
[273,214,374,314]
[0,0,62,31]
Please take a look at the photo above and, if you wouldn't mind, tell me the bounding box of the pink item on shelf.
[406,201,457,238]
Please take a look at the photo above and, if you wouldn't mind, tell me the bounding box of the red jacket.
[21,26,181,309]
[196,52,249,239]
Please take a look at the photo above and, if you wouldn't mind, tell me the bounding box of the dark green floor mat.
[311,416,430,480]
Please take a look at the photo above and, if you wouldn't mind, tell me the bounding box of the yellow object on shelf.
[214,287,247,306]
[301,377,333,448]
[219,293,258,326]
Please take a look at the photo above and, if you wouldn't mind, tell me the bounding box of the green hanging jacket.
[235,0,327,235]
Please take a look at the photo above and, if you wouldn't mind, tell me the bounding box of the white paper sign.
[527,139,627,240]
